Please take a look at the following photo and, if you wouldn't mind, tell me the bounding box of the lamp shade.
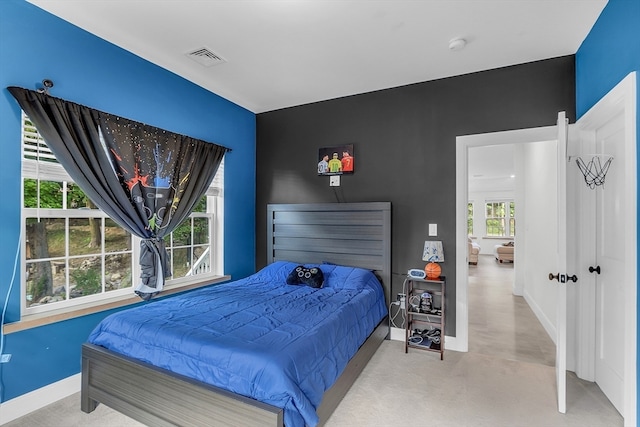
[422,241,444,262]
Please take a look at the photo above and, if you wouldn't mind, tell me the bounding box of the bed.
[81,202,391,427]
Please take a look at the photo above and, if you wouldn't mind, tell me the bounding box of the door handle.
[548,273,578,283]
[589,265,601,274]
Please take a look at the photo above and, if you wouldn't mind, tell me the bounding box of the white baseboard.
[0,374,80,425]
[523,290,556,344]
[444,335,464,352]
[390,326,405,341]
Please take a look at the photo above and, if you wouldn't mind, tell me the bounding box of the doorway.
[454,124,559,354]
[467,142,556,367]
[454,72,636,425]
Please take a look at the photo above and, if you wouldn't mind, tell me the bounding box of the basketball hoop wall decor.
[575,154,613,189]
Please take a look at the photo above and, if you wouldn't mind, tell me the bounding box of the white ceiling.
[26,0,607,114]
[468,144,516,193]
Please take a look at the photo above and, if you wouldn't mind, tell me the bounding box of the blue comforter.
[88,261,387,427]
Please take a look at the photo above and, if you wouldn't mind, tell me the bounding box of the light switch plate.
[429,223,437,236]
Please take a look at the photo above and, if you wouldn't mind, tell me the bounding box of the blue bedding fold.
[88,261,388,427]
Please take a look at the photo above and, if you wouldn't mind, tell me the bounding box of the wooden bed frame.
[81,202,392,426]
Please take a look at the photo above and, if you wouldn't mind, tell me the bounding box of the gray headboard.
[266,202,391,305]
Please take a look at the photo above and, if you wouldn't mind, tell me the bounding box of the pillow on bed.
[317,263,380,292]
[286,265,324,288]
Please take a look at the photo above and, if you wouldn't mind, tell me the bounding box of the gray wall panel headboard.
[267,202,391,305]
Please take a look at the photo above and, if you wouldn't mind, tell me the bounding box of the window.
[21,114,224,315]
[485,201,515,237]
[467,202,474,236]
[508,201,515,237]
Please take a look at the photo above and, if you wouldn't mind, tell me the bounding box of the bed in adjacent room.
[81,202,391,427]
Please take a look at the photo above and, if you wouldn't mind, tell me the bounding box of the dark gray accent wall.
[256,56,576,336]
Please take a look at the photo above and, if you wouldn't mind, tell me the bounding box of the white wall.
[514,144,526,296]
[521,140,558,339]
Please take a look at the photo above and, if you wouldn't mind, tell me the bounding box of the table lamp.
[422,240,444,279]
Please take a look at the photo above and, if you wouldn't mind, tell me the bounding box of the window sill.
[3,275,231,334]
[482,236,515,240]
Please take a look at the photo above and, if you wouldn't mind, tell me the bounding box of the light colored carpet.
[3,341,622,427]
[4,255,623,426]
[325,340,622,427]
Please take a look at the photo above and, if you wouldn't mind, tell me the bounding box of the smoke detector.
[186,47,226,67]
[448,38,466,51]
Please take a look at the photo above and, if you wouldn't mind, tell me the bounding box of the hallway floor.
[468,254,556,366]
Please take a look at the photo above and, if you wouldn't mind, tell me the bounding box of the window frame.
[467,201,474,236]
[508,201,515,237]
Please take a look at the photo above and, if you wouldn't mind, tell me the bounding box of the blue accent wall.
[575,0,640,420]
[0,0,256,401]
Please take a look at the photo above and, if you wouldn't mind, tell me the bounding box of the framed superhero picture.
[317,144,354,176]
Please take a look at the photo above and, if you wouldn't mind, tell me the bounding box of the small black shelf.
[407,310,442,319]
[404,276,445,360]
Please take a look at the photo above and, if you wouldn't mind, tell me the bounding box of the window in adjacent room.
[485,200,515,237]
[21,113,224,316]
[467,202,474,236]
[508,201,515,237]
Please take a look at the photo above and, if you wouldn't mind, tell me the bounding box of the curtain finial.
[37,79,54,95]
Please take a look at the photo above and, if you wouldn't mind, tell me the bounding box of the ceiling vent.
[186,47,226,67]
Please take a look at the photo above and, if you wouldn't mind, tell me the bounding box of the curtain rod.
[9,81,232,153]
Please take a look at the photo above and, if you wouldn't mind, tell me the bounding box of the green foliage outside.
[71,268,101,296]
[192,195,206,213]
[24,179,89,209]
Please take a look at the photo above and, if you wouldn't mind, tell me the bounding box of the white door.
[553,112,569,414]
[572,72,636,425]
[593,113,626,414]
